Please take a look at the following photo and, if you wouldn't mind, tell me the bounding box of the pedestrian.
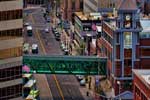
[86,91,89,96]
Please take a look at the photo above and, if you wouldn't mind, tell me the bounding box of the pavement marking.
[31,13,65,100]
[30,14,53,100]
[53,75,65,100]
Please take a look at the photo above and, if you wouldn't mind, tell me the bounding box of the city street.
[23,6,88,100]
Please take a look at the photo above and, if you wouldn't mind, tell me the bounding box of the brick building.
[133,69,150,100]
[0,0,23,99]
[61,0,83,21]
[97,0,146,99]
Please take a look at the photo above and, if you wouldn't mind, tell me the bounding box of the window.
[0,84,22,99]
[124,13,132,28]
[0,9,22,21]
[0,28,22,37]
[116,33,120,44]
[124,32,132,48]
[0,66,22,82]
[124,59,132,67]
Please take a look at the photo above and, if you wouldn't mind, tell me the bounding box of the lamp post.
[117,81,121,100]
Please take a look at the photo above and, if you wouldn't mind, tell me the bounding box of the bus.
[23,79,36,97]
[23,74,33,85]
[26,90,40,100]
[27,26,32,36]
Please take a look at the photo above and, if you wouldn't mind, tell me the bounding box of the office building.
[0,0,23,99]
[83,0,116,13]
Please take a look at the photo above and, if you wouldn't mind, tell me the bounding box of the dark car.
[55,34,60,41]
[46,17,51,22]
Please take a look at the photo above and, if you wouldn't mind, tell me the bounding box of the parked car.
[60,42,66,51]
[46,17,50,22]
[55,34,60,41]
[76,75,84,81]
[23,43,30,54]
[24,22,30,26]
[80,79,86,86]
[64,49,69,55]
[44,28,49,33]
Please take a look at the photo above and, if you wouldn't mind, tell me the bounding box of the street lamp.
[117,81,121,100]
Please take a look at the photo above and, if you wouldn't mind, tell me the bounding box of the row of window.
[0,84,22,99]
[135,86,147,100]
[103,32,113,46]
[0,66,22,82]
[0,9,22,21]
[0,28,22,37]
[0,47,22,60]
[101,45,112,61]
[0,0,15,1]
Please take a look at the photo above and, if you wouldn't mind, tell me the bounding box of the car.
[44,28,49,33]
[54,31,60,35]
[32,44,38,54]
[80,79,86,86]
[52,27,57,33]
[46,17,50,22]
[24,22,30,26]
[55,34,60,41]
[60,43,66,50]
[23,43,30,54]
[64,49,69,55]
[76,75,84,81]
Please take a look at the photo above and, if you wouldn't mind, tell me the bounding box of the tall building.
[61,0,83,21]
[97,0,147,99]
[0,0,23,99]
[133,69,150,100]
[83,0,116,13]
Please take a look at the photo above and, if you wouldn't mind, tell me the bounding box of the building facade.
[133,70,150,100]
[0,0,23,99]
[61,0,83,21]
[97,0,143,99]
[83,0,116,13]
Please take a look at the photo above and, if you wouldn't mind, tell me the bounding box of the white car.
[76,75,84,81]
[45,28,49,33]
[24,22,30,26]
[80,79,86,86]
[32,44,38,54]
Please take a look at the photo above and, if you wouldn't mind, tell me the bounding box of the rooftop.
[133,69,150,88]
[140,20,150,32]
[117,0,138,11]
[75,12,102,21]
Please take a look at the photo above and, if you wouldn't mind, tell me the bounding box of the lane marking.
[31,14,65,100]
[31,14,53,100]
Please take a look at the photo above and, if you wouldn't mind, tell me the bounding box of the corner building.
[0,0,23,99]
[97,0,145,98]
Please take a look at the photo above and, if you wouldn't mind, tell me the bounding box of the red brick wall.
[140,39,150,46]
[134,75,150,100]
[115,61,122,77]
[116,45,120,59]
[136,45,140,59]
[140,58,150,69]
[102,22,114,37]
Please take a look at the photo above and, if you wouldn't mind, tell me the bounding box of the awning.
[114,91,133,100]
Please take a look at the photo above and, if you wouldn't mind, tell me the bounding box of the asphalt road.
[24,6,85,100]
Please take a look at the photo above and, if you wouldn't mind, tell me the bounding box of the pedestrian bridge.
[23,55,107,75]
